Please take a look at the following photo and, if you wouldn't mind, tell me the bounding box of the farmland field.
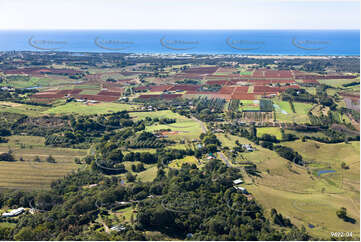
[169,156,199,168]
[216,133,360,238]
[0,50,359,240]
[0,101,48,116]
[319,79,360,88]
[273,100,314,122]
[1,76,78,89]
[0,136,86,190]
[239,100,259,111]
[131,110,203,140]
[44,102,140,115]
[257,127,283,140]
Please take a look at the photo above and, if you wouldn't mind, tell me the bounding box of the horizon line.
[0,28,360,31]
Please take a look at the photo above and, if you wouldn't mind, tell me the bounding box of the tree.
[205,144,218,153]
[0,137,8,143]
[250,125,257,138]
[74,157,81,164]
[126,172,136,182]
[201,132,221,146]
[136,163,145,172]
[46,155,56,163]
[107,149,124,162]
[0,128,11,136]
[0,152,15,161]
[336,207,347,220]
[14,227,34,241]
[341,162,349,169]
[261,141,273,150]
[131,164,137,172]
[0,226,12,240]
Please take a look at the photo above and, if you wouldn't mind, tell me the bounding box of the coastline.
[1,51,360,59]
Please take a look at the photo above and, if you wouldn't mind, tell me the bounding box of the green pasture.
[273,100,313,122]
[239,100,259,111]
[131,110,202,140]
[168,156,199,169]
[217,132,359,239]
[44,102,140,115]
[0,135,86,190]
[257,127,283,140]
[1,75,78,89]
[0,102,48,116]
[319,79,360,89]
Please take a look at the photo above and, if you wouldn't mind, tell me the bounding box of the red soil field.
[57,89,82,95]
[168,85,201,92]
[97,91,122,97]
[218,86,249,95]
[248,80,273,85]
[115,79,133,83]
[218,86,236,94]
[102,83,124,92]
[248,79,295,85]
[186,91,216,95]
[32,93,65,99]
[231,93,257,100]
[138,94,182,100]
[86,74,102,81]
[149,85,174,92]
[233,86,250,93]
[207,93,232,100]
[42,69,83,75]
[134,86,150,91]
[77,95,119,102]
[206,80,239,85]
[264,70,293,78]
[252,69,265,77]
[175,73,205,79]
[216,67,237,73]
[252,70,293,78]
[253,86,282,94]
[206,80,229,85]
[206,74,242,79]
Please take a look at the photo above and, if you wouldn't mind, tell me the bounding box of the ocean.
[0,30,359,56]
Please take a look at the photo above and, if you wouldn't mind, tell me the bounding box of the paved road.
[191,116,207,133]
[100,217,110,233]
[218,152,231,168]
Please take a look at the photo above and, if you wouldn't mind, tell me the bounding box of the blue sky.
[0,0,359,30]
